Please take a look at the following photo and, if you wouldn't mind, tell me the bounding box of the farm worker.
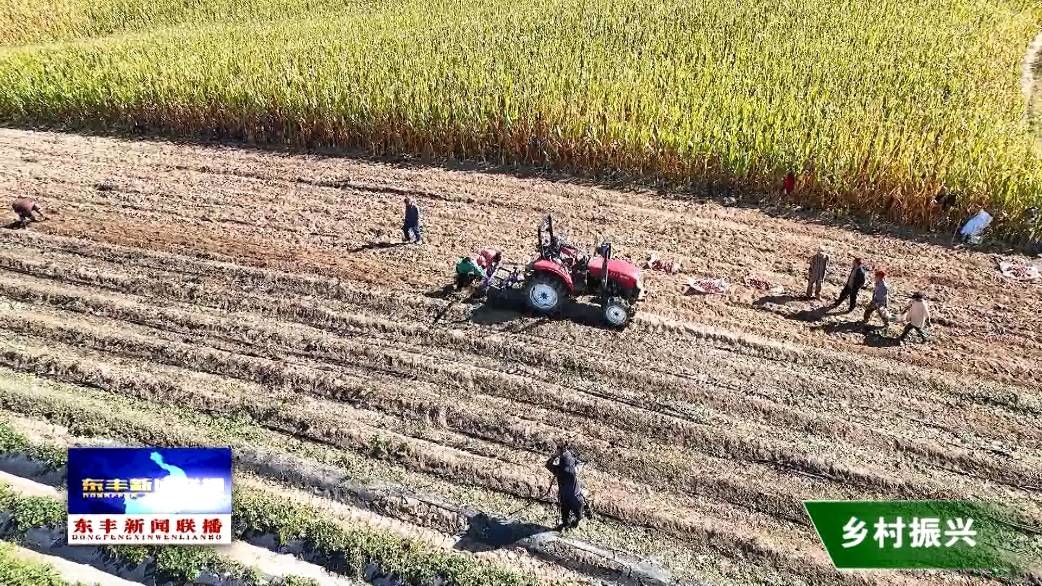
[476,247,501,271]
[828,258,867,313]
[476,248,503,288]
[402,198,422,244]
[956,208,992,245]
[806,246,829,299]
[862,269,890,327]
[455,257,484,290]
[545,444,587,529]
[11,198,45,228]
[898,292,931,344]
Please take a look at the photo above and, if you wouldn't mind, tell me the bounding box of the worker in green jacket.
[455,256,485,290]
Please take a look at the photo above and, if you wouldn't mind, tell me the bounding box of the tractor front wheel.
[525,274,566,315]
[602,297,632,328]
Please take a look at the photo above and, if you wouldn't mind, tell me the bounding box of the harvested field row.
[0,130,1040,584]
[0,238,1038,492]
[2,259,1040,503]
[1,236,1038,438]
[2,130,1041,390]
[0,334,854,582]
[0,370,814,586]
[0,284,1038,514]
[0,272,1037,583]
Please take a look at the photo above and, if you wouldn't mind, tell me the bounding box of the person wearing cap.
[806,246,829,299]
[829,258,867,313]
[898,292,931,344]
[862,269,890,327]
[11,198,45,228]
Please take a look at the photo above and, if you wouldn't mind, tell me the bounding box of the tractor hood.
[587,256,641,290]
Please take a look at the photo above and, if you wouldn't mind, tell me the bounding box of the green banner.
[804,500,1041,571]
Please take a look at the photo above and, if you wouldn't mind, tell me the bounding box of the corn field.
[1,0,1041,234]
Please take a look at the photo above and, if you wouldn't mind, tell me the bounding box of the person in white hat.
[806,245,829,299]
[898,292,931,344]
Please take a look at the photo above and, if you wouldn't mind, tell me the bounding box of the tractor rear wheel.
[525,274,566,315]
[602,297,631,328]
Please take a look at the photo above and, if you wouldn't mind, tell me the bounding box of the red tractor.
[486,215,644,327]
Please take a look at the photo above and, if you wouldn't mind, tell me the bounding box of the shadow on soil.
[814,320,902,347]
[346,240,407,253]
[470,298,613,331]
[453,512,673,586]
[753,294,833,323]
[751,293,803,306]
[424,284,617,330]
[453,513,552,553]
[18,123,1040,255]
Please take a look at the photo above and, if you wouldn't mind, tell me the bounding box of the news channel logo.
[67,447,232,544]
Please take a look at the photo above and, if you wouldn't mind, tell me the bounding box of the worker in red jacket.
[11,198,45,228]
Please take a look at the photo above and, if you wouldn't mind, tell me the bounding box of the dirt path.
[0,128,1039,584]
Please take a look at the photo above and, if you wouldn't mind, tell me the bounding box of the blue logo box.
[67,447,232,516]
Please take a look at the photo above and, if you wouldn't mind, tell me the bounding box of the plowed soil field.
[0,128,1039,585]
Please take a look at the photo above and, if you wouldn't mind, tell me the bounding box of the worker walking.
[898,292,931,344]
[829,258,867,313]
[545,444,587,530]
[862,269,890,327]
[402,198,422,244]
[806,246,829,299]
[11,198,45,228]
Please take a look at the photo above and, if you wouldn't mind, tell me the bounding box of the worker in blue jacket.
[403,198,422,244]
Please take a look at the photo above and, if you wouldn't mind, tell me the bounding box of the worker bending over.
[454,248,501,290]
[11,198,45,228]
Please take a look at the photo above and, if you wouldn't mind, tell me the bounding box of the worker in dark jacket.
[11,198,45,228]
[545,444,586,529]
[402,198,422,244]
[829,258,867,313]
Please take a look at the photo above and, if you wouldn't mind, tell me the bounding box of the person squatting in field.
[806,246,829,299]
[546,444,588,529]
[455,248,501,290]
[403,197,422,243]
[829,257,867,312]
[863,269,890,327]
[898,292,931,344]
[11,198,45,228]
